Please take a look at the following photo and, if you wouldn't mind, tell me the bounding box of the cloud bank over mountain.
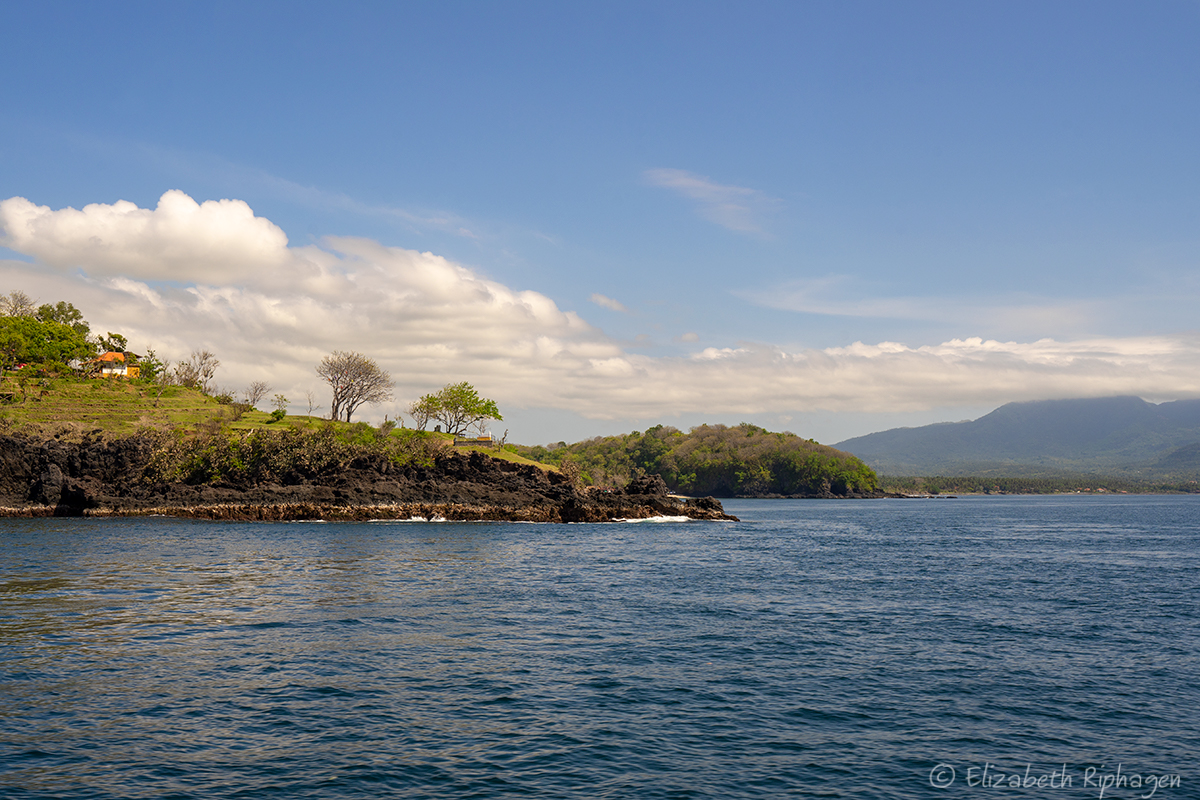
[3,191,1199,429]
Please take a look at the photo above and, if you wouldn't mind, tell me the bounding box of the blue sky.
[2,1,1198,444]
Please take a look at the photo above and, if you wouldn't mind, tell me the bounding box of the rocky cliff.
[0,434,737,522]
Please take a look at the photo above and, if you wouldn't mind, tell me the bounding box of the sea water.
[1,495,1196,799]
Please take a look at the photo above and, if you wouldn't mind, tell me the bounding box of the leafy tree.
[97,332,129,353]
[137,348,168,382]
[36,301,90,337]
[419,381,502,436]
[270,398,288,422]
[316,350,393,423]
[0,316,93,372]
[0,326,26,372]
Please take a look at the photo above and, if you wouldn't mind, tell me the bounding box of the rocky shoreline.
[0,434,737,522]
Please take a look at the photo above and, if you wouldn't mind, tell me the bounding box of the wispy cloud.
[738,276,1106,335]
[589,293,627,312]
[129,141,484,241]
[249,170,481,240]
[644,168,776,235]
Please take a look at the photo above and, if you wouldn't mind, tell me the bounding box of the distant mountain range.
[833,396,1200,476]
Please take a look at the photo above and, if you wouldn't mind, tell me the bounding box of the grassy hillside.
[0,372,547,470]
[13,374,1195,494]
[0,374,229,437]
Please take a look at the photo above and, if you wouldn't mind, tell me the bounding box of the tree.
[138,348,168,383]
[422,381,502,436]
[97,332,129,353]
[407,395,439,431]
[0,316,93,372]
[0,291,37,317]
[270,393,289,422]
[243,380,271,408]
[174,350,220,394]
[36,301,90,337]
[315,350,393,423]
[0,326,26,373]
[147,352,173,406]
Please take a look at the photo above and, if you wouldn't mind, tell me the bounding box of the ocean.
[1,495,1196,799]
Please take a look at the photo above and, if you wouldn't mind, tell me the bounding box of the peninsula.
[0,294,891,518]
[0,430,736,522]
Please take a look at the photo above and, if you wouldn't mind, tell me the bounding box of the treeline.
[0,291,173,380]
[515,423,878,497]
[0,294,97,371]
[880,475,1200,495]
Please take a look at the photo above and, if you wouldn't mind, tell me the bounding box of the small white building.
[94,352,140,378]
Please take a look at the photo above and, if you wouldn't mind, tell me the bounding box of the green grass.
[446,438,550,467]
[0,372,557,470]
[0,374,228,437]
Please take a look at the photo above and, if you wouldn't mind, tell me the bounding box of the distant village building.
[453,433,495,448]
[93,351,140,379]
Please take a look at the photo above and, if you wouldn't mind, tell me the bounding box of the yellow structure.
[94,351,140,379]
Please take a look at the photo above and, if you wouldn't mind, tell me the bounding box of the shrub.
[142,423,442,486]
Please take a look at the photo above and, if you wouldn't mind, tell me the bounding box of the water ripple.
[1,497,1197,798]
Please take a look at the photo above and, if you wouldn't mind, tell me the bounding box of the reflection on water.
[2,498,1198,799]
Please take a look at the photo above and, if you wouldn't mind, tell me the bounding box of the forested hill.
[515,424,879,497]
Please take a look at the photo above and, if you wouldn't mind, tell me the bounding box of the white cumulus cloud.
[0,191,290,283]
[3,191,1199,433]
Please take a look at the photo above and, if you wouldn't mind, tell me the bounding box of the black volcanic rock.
[0,434,737,522]
[625,474,669,495]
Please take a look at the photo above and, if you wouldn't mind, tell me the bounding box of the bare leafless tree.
[407,396,436,431]
[242,380,271,409]
[152,357,173,406]
[174,350,220,394]
[0,291,37,317]
[316,350,393,423]
[305,389,317,417]
[559,458,582,487]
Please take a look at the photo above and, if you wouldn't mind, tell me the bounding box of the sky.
[2,1,1198,446]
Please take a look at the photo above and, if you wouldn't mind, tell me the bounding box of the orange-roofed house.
[93,352,140,379]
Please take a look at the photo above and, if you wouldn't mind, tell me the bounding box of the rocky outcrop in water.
[0,434,737,522]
